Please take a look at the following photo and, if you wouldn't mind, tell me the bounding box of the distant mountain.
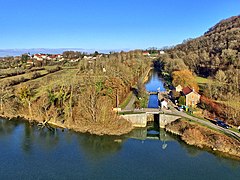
[0,48,129,57]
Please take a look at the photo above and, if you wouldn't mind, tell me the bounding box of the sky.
[0,0,240,52]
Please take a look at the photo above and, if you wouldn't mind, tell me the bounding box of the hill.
[162,15,240,126]
[168,15,240,76]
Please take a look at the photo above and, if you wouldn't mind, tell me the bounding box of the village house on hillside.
[181,86,201,107]
[175,84,183,92]
[33,54,63,61]
[142,51,150,56]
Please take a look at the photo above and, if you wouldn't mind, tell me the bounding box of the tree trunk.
[28,101,32,120]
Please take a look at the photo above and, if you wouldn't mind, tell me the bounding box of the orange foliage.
[200,96,223,117]
[172,70,199,92]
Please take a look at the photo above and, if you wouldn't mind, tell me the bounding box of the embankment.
[0,112,133,136]
[165,119,240,159]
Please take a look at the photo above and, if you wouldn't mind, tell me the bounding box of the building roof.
[182,86,193,95]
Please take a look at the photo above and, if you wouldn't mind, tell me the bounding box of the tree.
[184,52,199,72]
[17,85,35,119]
[178,96,186,106]
[172,70,199,92]
[0,86,12,114]
[215,70,226,83]
[21,53,30,62]
[221,49,237,64]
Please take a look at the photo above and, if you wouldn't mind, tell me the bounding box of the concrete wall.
[121,114,147,127]
[159,114,181,128]
[121,112,181,128]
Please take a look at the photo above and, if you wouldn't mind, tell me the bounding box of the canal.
[0,70,239,179]
[145,70,166,108]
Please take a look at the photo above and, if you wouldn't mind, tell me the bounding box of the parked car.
[176,106,183,111]
[215,119,230,129]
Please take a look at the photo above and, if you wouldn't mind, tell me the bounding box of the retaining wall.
[121,114,147,127]
[159,114,181,128]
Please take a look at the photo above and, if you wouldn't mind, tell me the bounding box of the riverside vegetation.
[0,50,151,135]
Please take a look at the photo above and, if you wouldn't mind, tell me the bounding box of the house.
[159,50,165,54]
[26,60,34,67]
[181,87,201,107]
[175,85,183,92]
[161,100,168,109]
[142,51,150,56]
[33,54,46,61]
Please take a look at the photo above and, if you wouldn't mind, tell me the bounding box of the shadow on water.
[0,118,20,138]
[77,133,126,162]
[21,123,34,153]
[0,118,60,153]
[21,123,60,153]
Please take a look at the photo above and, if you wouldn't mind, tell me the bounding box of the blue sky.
[0,0,239,51]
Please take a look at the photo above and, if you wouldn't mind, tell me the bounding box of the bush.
[31,72,41,79]
[178,96,186,106]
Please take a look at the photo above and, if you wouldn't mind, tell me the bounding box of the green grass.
[119,92,133,109]
[140,96,149,108]
[14,68,78,100]
[229,128,240,133]
[118,111,145,115]
[196,76,212,84]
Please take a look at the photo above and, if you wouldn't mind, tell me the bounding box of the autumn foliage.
[172,70,199,92]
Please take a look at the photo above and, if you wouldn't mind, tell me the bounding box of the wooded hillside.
[162,15,240,125]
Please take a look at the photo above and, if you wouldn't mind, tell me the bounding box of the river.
[0,71,240,179]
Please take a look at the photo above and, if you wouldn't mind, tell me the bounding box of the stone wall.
[121,114,147,127]
[159,114,181,128]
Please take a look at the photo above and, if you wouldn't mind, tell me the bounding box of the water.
[0,118,239,179]
[148,95,159,108]
[145,70,166,108]
[145,70,166,92]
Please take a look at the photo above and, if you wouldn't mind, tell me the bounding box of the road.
[163,103,240,141]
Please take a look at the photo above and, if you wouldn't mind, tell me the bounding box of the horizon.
[1,0,240,56]
[0,47,132,57]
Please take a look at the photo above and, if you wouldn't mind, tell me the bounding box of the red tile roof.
[182,86,192,95]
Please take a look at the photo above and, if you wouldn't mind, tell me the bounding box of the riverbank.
[0,112,133,136]
[165,119,240,159]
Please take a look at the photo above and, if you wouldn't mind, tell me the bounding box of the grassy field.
[216,100,240,109]
[196,76,211,84]
[14,68,79,100]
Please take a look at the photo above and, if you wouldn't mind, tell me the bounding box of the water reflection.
[21,123,34,153]
[145,70,166,92]
[77,133,125,161]
[36,128,59,150]
[0,118,19,138]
